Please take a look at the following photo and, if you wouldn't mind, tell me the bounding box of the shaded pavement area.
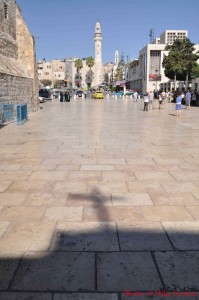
[0,97,199,299]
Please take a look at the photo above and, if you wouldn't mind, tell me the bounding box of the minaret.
[115,50,119,65]
[94,21,102,86]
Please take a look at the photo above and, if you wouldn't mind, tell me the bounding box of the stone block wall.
[0,73,37,121]
[0,0,18,58]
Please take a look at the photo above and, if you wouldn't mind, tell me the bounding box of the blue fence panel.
[2,104,14,124]
[16,103,28,125]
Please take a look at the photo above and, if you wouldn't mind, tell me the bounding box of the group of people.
[60,91,70,102]
[143,89,195,116]
[175,89,192,116]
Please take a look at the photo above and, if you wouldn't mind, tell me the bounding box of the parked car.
[114,91,123,96]
[39,89,52,100]
[76,90,86,98]
[92,91,104,99]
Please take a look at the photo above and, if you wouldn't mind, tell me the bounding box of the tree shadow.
[0,188,199,299]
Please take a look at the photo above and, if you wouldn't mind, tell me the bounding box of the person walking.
[60,91,64,102]
[158,93,163,109]
[185,89,191,110]
[143,92,149,111]
[176,92,182,116]
[148,91,154,110]
[133,91,138,102]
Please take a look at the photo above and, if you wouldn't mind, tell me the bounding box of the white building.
[127,30,198,93]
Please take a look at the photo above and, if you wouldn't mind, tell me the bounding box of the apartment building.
[127,30,198,93]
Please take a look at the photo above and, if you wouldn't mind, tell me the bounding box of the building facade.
[0,0,38,115]
[127,30,199,93]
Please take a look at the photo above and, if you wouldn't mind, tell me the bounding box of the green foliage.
[75,59,83,73]
[86,56,95,70]
[41,79,52,86]
[54,80,64,88]
[191,64,199,79]
[163,38,199,82]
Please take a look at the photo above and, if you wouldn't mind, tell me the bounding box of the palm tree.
[86,56,95,71]
[86,57,95,88]
[75,59,83,88]
[75,58,83,74]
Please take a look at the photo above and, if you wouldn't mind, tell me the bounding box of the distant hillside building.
[0,0,38,114]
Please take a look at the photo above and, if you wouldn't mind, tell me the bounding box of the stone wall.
[0,0,18,58]
[0,0,39,116]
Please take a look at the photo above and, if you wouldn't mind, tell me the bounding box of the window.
[4,3,8,19]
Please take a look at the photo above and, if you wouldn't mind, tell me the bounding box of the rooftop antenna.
[149,28,154,43]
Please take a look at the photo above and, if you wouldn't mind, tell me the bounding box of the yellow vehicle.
[92,91,104,99]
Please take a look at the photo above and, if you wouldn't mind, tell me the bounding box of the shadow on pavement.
[0,189,199,299]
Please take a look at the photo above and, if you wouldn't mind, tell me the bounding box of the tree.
[75,59,83,74]
[191,64,199,79]
[54,80,64,88]
[74,59,83,88]
[86,56,95,70]
[41,79,52,87]
[86,57,95,88]
[163,38,199,90]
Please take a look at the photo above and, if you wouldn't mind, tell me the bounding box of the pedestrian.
[148,91,154,110]
[60,91,64,102]
[133,91,138,102]
[158,93,163,109]
[64,91,68,102]
[185,89,191,110]
[176,92,182,117]
[143,92,149,111]
[66,91,70,102]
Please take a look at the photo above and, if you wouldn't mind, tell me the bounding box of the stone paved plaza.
[0,97,199,300]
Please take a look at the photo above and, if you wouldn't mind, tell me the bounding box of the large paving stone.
[66,192,112,207]
[0,181,13,192]
[118,222,172,251]
[0,292,52,300]
[7,181,52,193]
[0,252,22,289]
[134,171,174,181]
[44,207,83,221]
[0,221,10,238]
[112,193,153,206]
[97,252,162,291]
[54,293,118,300]
[141,206,194,221]
[162,221,199,250]
[155,251,199,290]
[29,171,69,181]
[160,182,199,193]
[68,171,102,181]
[0,222,55,251]
[83,207,143,222]
[50,222,119,251]
[186,206,199,220]
[0,171,32,181]
[121,292,199,300]
[0,192,28,206]
[11,252,95,291]
[0,206,45,222]
[149,192,199,206]
[127,181,164,193]
[24,192,67,207]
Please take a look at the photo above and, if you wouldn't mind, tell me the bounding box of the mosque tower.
[115,50,119,65]
[94,21,103,86]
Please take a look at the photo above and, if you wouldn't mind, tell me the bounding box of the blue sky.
[17,0,199,63]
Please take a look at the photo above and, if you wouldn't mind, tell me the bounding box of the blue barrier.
[1,104,14,124]
[16,103,28,125]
